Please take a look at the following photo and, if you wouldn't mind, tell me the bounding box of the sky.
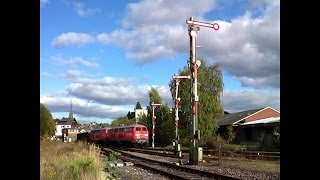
[40,0,280,124]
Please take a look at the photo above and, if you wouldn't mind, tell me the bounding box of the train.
[89,127,111,144]
[77,124,149,147]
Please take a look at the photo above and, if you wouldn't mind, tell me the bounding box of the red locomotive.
[86,124,149,147]
[108,124,149,147]
[88,127,111,144]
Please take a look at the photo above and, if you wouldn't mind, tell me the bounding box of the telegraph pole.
[172,75,191,158]
[186,17,219,165]
[151,102,162,149]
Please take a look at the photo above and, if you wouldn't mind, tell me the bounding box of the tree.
[169,60,224,140]
[225,126,236,144]
[272,125,280,148]
[135,101,142,109]
[138,114,148,127]
[146,87,175,147]
[111,116,135,127]
[126,111,135,119]
[40,103,56,138]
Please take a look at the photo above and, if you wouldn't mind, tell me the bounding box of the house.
[54,102,80,141]
[217,107,280,145]
[135,109,147,123]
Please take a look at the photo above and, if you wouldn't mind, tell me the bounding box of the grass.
[220,158,280,174]
[40,139,114,180]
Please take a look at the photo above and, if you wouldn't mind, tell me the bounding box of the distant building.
[217,107,280,145]
[54,102,80,141]
[135,109,148,123]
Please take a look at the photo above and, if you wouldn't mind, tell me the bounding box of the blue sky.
[40,0,280,124]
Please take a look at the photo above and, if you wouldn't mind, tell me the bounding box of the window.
[142,127,147,131]
[136,127,141,131]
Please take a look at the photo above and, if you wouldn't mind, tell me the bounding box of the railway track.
[142,147,280,161]
[102,147,241,180]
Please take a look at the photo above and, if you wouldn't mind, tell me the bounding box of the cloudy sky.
[40,0,280,123]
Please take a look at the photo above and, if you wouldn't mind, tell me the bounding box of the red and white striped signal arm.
[186,19,219,30]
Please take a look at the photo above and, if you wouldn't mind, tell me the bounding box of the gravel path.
[114,166,170,180]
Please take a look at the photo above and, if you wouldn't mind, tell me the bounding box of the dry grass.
[40,139,112,180]
[224,158,280,174]
[205,156,280,174]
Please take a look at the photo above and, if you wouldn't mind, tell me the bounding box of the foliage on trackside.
[40,139,113,180]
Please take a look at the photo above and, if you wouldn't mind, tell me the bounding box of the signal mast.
[186,17,219,165]
[151,102,162,149]
[172,75,191,158]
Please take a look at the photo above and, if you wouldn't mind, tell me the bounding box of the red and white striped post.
[151,102,162,149]
[186,16,219,165]
[172,75,191,157]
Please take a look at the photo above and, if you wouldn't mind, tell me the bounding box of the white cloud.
[97,0,279,88]
[67,82,149,106]
[122,0,215,27]
[197,7,279,88]
[62,57,99,68]
[41,79,280,120]
[40,96,128,119]
[74,2,101,17]
[52,32,95,48]
[59,70,84,80]
[50,55,99,68]
[63,76,171,107]
[221,89,280,112]
[41,66,280,120]
[40,78,173,120]
[96,0,215,63]
[51,0,279,88]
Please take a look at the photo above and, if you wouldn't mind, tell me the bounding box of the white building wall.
[55,125,62,137]
[135,109,148,122]
[55,124,71,137]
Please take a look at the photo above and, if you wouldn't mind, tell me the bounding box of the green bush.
[273,125,280,148]
[40,103,56,138]
[68,157,97,179]
[224,144,245,153]
[257,133,266,149]
[226,126,236,143]
[239,142,260,151]
[204,136,216,149]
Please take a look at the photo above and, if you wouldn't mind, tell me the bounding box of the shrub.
[272,125,280,148]
[40,103,56,138]
[40,141,107,180]
[225,126,236,144]
[68,157,97,179]
[224,144,245,153]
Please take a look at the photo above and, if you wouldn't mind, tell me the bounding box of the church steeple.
[69,100,73,119]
